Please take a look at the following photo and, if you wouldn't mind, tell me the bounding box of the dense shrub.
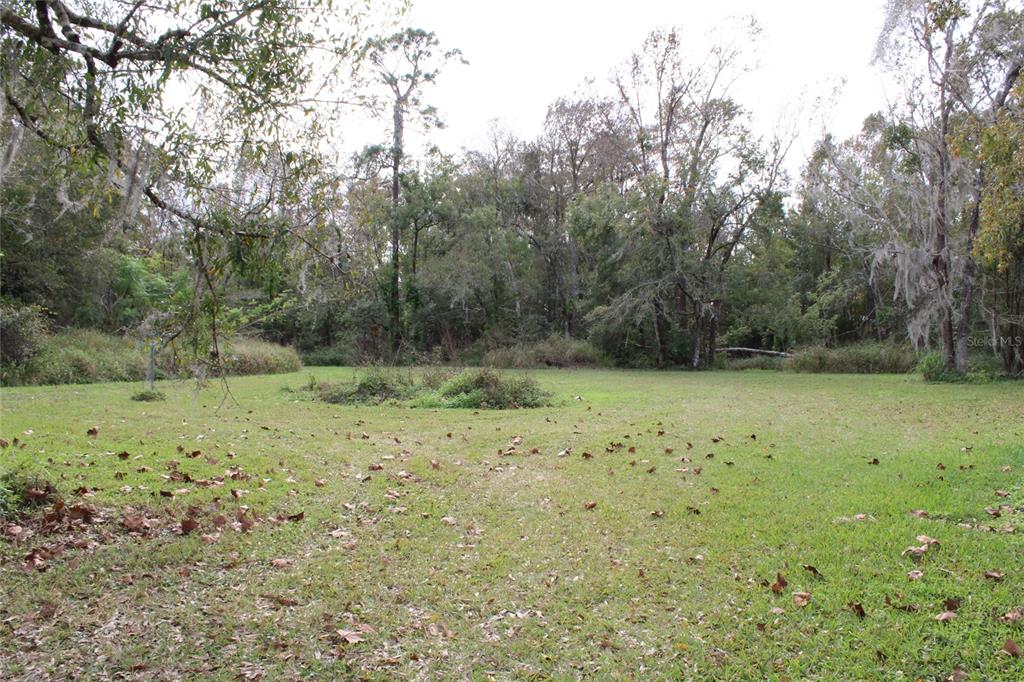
[916,352,946,382]
[786,342,916,374]
[315,367,417,404]
[916,351,999,383]
[309,367,550,409]
[131,389,166,401]
[1,329,300,385]
[220,338,302,376]
[0,301,49,370]
[725,355,784,371]
[483,335,605,369]
[301,344,353,367]
[432,368,550,409]
[421,365,460,390]
[16,329,148,385]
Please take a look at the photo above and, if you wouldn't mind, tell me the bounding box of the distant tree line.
[2,0,1022,375]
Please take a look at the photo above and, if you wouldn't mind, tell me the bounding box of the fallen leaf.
[884,595,918,612]
[802,564,824,579]
[583,501,597,511]
[908,570,924,581]
[984,570,1005,581]
[86,427,99,437]
[771,573,788,594]
[1003,639,1022,658]
[999,608,1023,624]
[848,602,866,619]
[793,591,811,608]
[935,610,957,623]
[902,544,929,560]
[264,594,299,607]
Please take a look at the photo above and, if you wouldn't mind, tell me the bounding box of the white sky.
[345,0,893,180]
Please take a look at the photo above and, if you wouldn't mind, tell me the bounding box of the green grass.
[1,369,1022,679]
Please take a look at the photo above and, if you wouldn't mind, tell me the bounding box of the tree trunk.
[954,183,983,373]
[389,98,404,352]
[566,234,580,336]
[147,341,156,391]
[653,300,668,367]
[933,120,957,370]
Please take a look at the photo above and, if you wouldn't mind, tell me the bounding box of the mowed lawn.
[1,369,1022,680]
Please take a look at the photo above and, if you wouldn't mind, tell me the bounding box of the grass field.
[1,369,1022,680]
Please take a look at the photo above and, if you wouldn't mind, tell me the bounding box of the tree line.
[2,0,1022,375]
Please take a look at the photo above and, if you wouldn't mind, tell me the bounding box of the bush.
[16,329,147,385]
[421,365,460,390]
[0,301,49,373]
[434,368,550,409]
[2,328,301,386]
[916,351,946,382]
[131,389,166,401]
[220,337,302,376]
[301,344,353,367]
[482,335,605,369]
[787,342,916,374]
[309,367,550,409]
[916,351,999,383]
[315,367,417,404]
[725,355,784,371]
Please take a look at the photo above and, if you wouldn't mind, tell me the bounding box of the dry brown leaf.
[999,608,1023,624]
[771,573,788,594]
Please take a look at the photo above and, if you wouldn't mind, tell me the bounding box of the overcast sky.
[354,0,893,179]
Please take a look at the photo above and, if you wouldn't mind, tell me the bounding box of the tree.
[2,0,372,370]
[360,28,464,351]
[976,74,1024,373]
[598,23,788,367]
[869,0,1024,371]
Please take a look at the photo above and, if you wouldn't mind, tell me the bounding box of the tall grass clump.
[787,342,916,374]
[483,335,605,369]
[220,338,302,376]
[725,355,784,371]
[17,329,148,385]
